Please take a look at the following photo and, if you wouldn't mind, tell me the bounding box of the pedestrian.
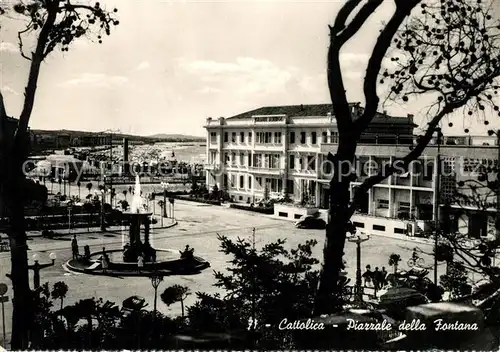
[362,265,372,287]
[102,254,108,273]
[373,267,381,291]
[137,254,144,273]
[381,266,388,288]
[71,235,79,260]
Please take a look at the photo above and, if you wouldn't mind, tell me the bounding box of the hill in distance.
[149,133,204,140]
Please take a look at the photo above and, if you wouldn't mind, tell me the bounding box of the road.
[0,200,444,346]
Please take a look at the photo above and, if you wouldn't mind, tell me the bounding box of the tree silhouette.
[388,253,402,274]
[314,0,500,314]
[160,285,191,318]
[0,1,117,342]
[122,189,127,200]
[51,281,69,311]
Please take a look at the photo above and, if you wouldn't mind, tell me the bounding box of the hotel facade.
[204,103,499,239]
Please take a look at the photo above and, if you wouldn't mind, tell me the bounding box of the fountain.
[122,175,154,262]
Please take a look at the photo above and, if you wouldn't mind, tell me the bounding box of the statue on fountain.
[122,175,154,263]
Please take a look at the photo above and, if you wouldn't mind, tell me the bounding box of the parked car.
[294,216,326,229]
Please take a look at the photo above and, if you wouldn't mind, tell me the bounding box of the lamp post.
[100,186,106,232]
[347,232,370,304]
[488,129,500,266]
[150,271,164,322]
[29,253,57,289]
[161,182,169,218]
[434,127,443,285]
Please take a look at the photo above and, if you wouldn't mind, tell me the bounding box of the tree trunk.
[7,183,32,349]
[313,146,355,315]
[180,299,184,318]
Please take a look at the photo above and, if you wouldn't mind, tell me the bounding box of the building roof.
[227,103,416,126]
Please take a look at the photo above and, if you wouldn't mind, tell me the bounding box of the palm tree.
[58,178,62,193]
[86,182,93,195]
[388,253,402,274]
[77,181,81,199]
[51,281,69,311]
[160,284,191,318]
[122,189,127,200]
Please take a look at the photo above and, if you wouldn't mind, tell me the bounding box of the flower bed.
[230,204,274,214]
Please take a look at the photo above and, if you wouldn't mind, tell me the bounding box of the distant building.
[204,103,498,239]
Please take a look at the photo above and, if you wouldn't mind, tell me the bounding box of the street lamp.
[150,271,164,320]
[488,129,500,265]
[100,187,106,231]
[347,232,370,304]
[161,182,169,218]
[29,253,57,289]
[433,127,443,285]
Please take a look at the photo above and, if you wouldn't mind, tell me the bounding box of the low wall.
[273,204,319,221]
[351,214,421,237]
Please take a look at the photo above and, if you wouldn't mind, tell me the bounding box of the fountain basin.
[65,248,210,276]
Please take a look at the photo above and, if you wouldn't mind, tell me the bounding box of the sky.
[0,0,499,137]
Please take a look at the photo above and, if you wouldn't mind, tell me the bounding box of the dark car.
[295,216,326,229]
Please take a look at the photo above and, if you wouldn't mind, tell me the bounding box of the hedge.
[229,204,274,214]
[176,196,221,206]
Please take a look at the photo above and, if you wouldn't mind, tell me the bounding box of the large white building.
[204,103,499,239]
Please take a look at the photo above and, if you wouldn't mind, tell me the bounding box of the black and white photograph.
[1,0,500,349]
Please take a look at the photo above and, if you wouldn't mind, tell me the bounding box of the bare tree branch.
[354,0,421,135]
[336,0,383,46]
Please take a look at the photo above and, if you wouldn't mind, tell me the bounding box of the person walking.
[362,265,373,287]
[71,235,79,260]
[381,267,388,288]
[373,267,381,291]
[137,254,144,273]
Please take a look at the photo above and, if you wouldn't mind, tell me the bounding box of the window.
[294,214,302,219]
[270,154,280,169]
[353,222,365,228]
[231,174,236,187]
[300,132,306,144]
[224,132,228,142]
[231,132,236,143]
[290,132,295,144]
[231,152,236,165]
[287,179,294,194]
[274,132,282,144]
[311,132,317,144]
[248,132,252,142]
[239,153,244,165]
[210,132,216,143]
[307,156,316,171]
[225,153,230,164]
[289,155,295,169]
[399,201,411,213]
[394,228,406,234]
[240,132,244,143]
[331,131,339,143]
[373,224,386,231]
[322,131,328,143]
[279,212,288,217]
[424,163,434,181]
[248,176,252,189]
[239,175,244,188]
[256,176,262,187]
[247,153,251,167]
[210,151,217,164]
[378,199,389,209]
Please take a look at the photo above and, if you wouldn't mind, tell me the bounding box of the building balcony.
[204,164,222,172]
[249,167,284,176]
[226,164,250,172]
[290,168,318,177]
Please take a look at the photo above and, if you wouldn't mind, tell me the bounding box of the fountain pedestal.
[122,211,153,262]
